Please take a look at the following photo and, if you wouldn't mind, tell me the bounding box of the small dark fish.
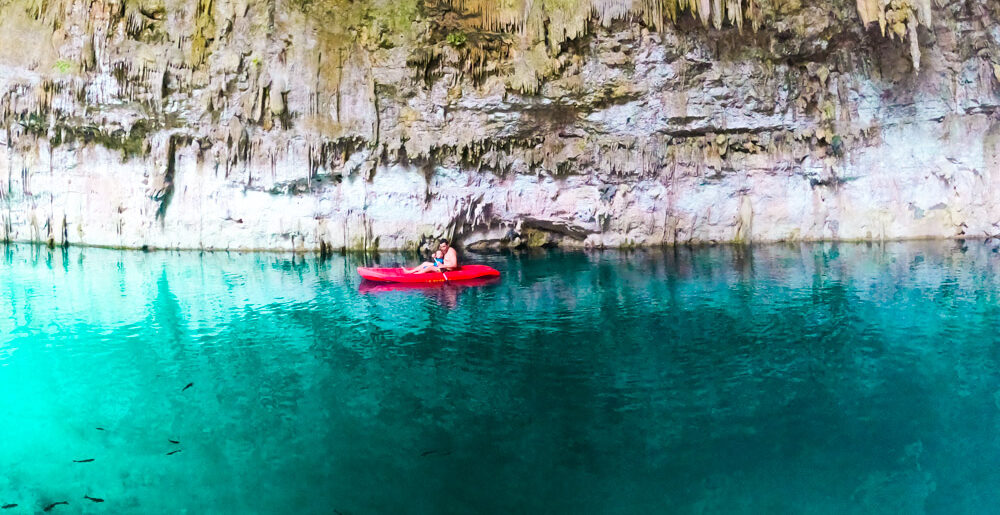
[2,504,17,509]
[182,383,193,391]
[168,439,180,444]
[95,427,105,431]
[420,450,452,457]
[83,496,104,503]
[43,501,68,511]
[73,459,95,463]
[166,449,182,455]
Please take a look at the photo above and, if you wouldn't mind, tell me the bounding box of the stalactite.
[0,0,944,198]
[441,0,930,73]
[856,0,929,70]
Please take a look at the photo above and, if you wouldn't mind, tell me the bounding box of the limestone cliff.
[1,0,999,251]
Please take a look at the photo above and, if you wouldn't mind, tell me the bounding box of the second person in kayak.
[406,239,458,274]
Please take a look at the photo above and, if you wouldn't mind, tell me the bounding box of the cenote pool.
[3,241,1000,513]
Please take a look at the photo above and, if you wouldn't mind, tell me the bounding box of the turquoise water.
[3,241,1000,513]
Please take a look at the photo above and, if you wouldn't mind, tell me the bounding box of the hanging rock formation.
[0,0,998,251]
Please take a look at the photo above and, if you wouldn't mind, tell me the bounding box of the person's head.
[438,238,450,252]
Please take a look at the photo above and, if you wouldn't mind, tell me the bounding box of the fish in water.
[168,440,180,444]
[84,496,104,503]
[182,383,193,391]
[95,427,105,431]
[2,504,17,509]
[166,449,182,455]
[73,459,95,463]
[420,450,453,457]
[43,501,68,511]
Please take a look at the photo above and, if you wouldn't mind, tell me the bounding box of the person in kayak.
[406,239,458,274]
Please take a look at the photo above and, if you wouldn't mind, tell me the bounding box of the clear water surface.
[3,241,1000,514]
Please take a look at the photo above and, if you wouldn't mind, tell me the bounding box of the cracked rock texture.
[1,0,1000,251]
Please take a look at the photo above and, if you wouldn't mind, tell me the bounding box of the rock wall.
[1,0,1000,251]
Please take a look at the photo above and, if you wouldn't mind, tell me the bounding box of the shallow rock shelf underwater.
[2,240,1000,513]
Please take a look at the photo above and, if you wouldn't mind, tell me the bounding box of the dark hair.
[439,238,449,245]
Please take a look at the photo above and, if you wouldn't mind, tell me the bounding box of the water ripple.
[2,242,1000,513]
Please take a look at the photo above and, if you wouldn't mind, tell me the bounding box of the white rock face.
[2,2,1000,251]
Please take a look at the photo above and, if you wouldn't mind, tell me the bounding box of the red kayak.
[357,264,500,283]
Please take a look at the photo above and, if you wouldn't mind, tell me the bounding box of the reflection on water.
[359,277,501,309]
[3,241,1000,513]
